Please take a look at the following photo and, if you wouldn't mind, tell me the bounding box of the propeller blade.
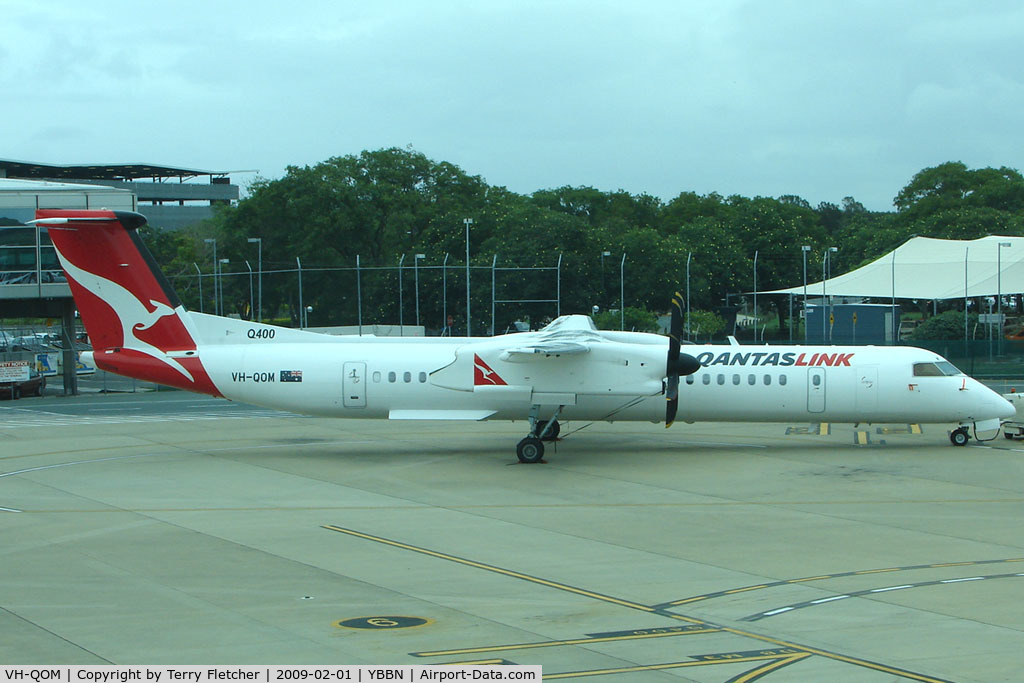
[666,292,686,428]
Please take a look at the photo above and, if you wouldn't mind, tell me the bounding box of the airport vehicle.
[35,209,1015,461]
[0,366,46,399]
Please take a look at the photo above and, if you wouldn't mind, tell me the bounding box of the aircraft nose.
[993,393,1018,421]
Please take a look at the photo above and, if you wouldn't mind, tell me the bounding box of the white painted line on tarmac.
[941,577,983,583]
[870,585,913,593]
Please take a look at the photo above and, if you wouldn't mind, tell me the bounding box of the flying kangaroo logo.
[473,354,507,386]
[55,251,196,383]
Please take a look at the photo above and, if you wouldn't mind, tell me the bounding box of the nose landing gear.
[950,427,970,447]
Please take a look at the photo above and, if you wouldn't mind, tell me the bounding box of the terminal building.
[0,160,239,393]
[0,158,239,231]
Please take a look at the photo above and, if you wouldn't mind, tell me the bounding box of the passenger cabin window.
[372,371,381,383]
[403,371,412,383]
[764,374,771,385]
[748,374,756,386]
[812,374,821,386]
[388,371,396,383]
[717,374,725,385]
[702,374,711,385]
[685,375,695,385]
[779,374,787,386]
[419,372,427,383]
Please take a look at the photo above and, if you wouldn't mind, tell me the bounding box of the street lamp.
[245,260,253,321]
[247,238,262,322]
[204,239,217,315]
[620,253,626,331]
[414,253,425,327]
[600,250,611,309]
[193,263,203,314]
[998,241,1012,355]
[822,246,837,342]
[465,218,473,336]
[801,245,810,341]
[442,253,450,336]
[753,250,758,339]
[218,259,229,316]
[398,253,405,336]
[685,252,691,339]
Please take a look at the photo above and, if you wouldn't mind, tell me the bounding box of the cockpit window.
[913,361,963,377]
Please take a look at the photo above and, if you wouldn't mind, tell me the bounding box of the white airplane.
[35,209,1015,462]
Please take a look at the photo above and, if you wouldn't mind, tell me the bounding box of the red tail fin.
[37,209,219,395]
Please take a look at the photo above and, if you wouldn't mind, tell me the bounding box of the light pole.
[414,253,425,327]
[801,245,810,342]
[464,218,473,336]
[296,256,303,329]
[247,238,262,322]
[218,258,229,316]
[601,250,611,309]
[998,241,1012,355]
[442,253,449,336]
[193,263,203,314]
[204,239,217,315]
[685,251,692,339]
[245,260,253,320]
[620,253,626,331]
[753,250,758,339]
[398,253,405,336]
[822,246,837,342]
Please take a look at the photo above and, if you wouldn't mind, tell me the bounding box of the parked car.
[0,367,46,399]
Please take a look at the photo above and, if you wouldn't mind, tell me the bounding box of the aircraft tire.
[517,437,545,464]
[535,419,561,441]
[950,428,969,447]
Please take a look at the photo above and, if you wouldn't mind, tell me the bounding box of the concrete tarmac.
[2,391,1024,681]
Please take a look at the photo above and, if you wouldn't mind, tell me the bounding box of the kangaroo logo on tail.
[54,253,195,382]
[37,210,220,396]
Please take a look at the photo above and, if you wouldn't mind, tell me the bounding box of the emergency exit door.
[343,362,366,408]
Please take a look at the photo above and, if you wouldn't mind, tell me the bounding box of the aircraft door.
[807,367,825,413]
[343,362,367,408]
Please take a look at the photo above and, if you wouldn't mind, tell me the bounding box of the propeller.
[666,291,701,427]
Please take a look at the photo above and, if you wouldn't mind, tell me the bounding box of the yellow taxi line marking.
[729,654,812,683]
[322,524,654,612]
[414,628,719,657]
[543,653,809,680]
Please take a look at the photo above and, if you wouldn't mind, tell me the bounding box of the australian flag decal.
[280,370,303,382]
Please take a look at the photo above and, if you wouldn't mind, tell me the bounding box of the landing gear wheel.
[950,428,970,447]
[516,437,545,463]
[534,419,561,441]
[1005,430,1015,440]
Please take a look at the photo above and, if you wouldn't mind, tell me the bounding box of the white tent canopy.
[765,235,1024,300]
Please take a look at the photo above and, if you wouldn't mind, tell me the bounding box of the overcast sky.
[3,1,1022,211]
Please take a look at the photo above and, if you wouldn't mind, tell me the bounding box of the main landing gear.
[516,406,563,463]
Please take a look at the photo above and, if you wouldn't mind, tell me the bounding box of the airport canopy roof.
[764,235,1024,300]
[0,158,226,181]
